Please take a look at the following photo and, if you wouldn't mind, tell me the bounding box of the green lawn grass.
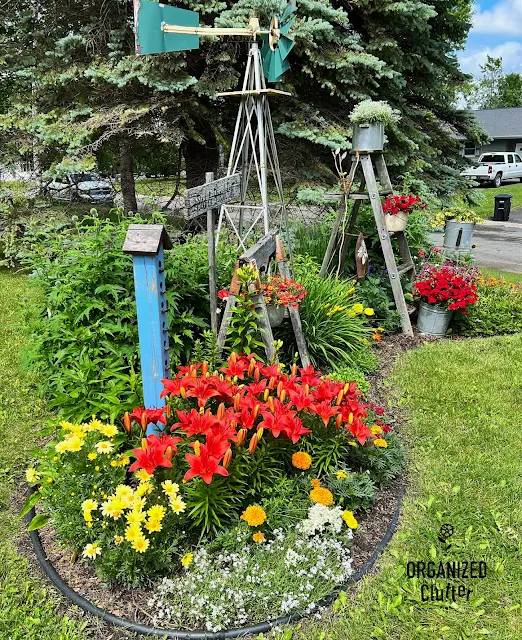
[0,270,88,640]
[473,181,522,219]
[480,267,522,285]
[292,334,522,640]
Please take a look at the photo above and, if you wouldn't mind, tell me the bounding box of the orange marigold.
[252,531,265,543]
[311,478,321,489]
[241,505,267,527]
[292,451,312,470]
[310,487,334,506]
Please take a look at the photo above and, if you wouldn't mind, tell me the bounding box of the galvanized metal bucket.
[352,123,384,152]
[443,221,475,250]
[266,304,285,328]
[417,301,453,337]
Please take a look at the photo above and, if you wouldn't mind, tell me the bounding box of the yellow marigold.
[364,307,375,316]
[310,487,334,506]
[336,470,348,480]
[371,425,383,435]
[311,479,321,489]
[342,510,358,529]
[181,552,193,567]
[241,505,267,527]
[252,532,265,543]
[373,438,388,448]
[352,303,364,314]
[292,451,312,470]
[131,537,150,553]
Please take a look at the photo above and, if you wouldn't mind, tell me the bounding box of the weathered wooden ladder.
[320,151,415,337]
[217,233,310,367]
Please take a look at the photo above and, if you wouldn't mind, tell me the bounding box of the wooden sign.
[185,173,241,219]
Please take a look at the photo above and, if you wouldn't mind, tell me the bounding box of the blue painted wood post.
[123,224,172,435]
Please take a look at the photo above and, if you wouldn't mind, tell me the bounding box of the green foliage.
[456,279,522,336]
[226,264,265,356]
[185,476,242,537]
[280,271,376,372]
[302,423,350,476]
[327,471,376,512]
[347,432,405,487]
[349,100,401,126]
[329,366,370,395]
[18,212,236,421]
[290,220,332,266]
[260,476,310,531]
[466,55,522,109]
[356,272,403,333]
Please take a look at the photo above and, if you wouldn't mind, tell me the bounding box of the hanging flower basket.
[385,212,408,232]
[382,194,425,234]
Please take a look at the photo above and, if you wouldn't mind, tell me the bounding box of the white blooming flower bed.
[147,505,353,632]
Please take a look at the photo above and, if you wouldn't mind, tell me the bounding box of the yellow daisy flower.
[81,499,98,512]
[162,480,179,497]
[145,519,163,533]
[87,452,98,461]
[125,523,143,542]
[147,505,167,521]
[135,469,152,482]
[114,535,124,545]
[126,509,146,525]
[96,441,114,455]
[131,537,150,553]
[169,496,186,514]
[100,424,118,438]
[26,468,39,483]
[336,470,348,479]
[181,552,193,567]
[82,543,102,559]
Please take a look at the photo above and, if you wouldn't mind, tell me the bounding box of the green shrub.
[19,212,236,421]
[329,366,371,395]
[456,277,522,336]
[326,471,376,511]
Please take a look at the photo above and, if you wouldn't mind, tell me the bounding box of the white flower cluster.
[299,503,352,538]
[147,521,353,632]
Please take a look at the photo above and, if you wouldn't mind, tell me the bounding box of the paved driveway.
[430,208,522,274]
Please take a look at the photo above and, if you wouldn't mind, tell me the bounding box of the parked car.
[461,152,522,187]
[46,172,115,204]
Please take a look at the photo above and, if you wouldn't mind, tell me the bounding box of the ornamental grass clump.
[26,353,403,595]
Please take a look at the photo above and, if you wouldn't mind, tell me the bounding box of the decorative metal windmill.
[134,0,296,252]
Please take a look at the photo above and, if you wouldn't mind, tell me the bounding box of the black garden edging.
[27,483,405,639]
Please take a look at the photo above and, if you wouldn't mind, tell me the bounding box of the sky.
[458,0,522,77]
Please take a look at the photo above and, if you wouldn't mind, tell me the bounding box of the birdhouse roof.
[122,224,173,255]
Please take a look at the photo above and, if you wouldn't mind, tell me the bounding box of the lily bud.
[257,427,264,440]
[291,363,297,377]
[305,384,310,396]
[280,389,286,404]
[343,383,350,394]
[230,352,237,364]
[254,367,260,383]
[165,446,173,461]
[336,390,344,406]
[223,448,232,469]
[248,359,255,377]
[234,393,241,411]
[141,438,148,451]
[123,412,131,434]
[191,367,197,377]
[248,433,258,455]
[180,386,186,399]
[217,403,225,420]
[202,361,208,376]
[193,441,201,456]
[268,396,275,413]
[166,403,172,419]
[252,404,260,419]
[269,376,276,389]
[348,412,354,424]
[263,388,270,401]
[277,381,284,397]
[237,428,247,446]
[141,414,148,431]
[336,414,343,428]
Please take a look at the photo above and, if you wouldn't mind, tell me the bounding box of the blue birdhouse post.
[123,224,172,435]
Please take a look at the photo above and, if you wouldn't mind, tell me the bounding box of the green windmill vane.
[134,0,296,249]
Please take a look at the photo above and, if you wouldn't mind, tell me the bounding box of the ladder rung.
[349,190,393,200]
[397,263,415,275]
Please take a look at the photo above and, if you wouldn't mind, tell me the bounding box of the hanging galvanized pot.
[266,304,285,328]
[385,212,408,232]
[352,123,385,152]
[443,221,475,250]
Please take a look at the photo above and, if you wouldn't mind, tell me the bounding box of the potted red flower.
[382,194,425,233]
[261,275,308,327]
[413,263,479,336]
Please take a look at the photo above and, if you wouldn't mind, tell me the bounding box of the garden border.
[26,482,405,639]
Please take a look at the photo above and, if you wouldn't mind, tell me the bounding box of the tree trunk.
[185,128,219,189]
[119,136,138,212]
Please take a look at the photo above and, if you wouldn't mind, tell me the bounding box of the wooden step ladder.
[320,151,415,337]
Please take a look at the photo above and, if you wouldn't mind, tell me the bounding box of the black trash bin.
[493,194,513,221]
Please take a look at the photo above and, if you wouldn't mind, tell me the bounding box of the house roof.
[473,107,522,139]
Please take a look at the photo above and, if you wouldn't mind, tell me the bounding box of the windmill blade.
[277,34,294,58]
[279,17,295,36]
[280,1,297,23]
[134,0,199,54]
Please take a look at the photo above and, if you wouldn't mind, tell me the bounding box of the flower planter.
[385,212,408,232]
[443,220,475,251]
[417,301,453,337]
[266,304,285,327]
[352,122,384,152]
